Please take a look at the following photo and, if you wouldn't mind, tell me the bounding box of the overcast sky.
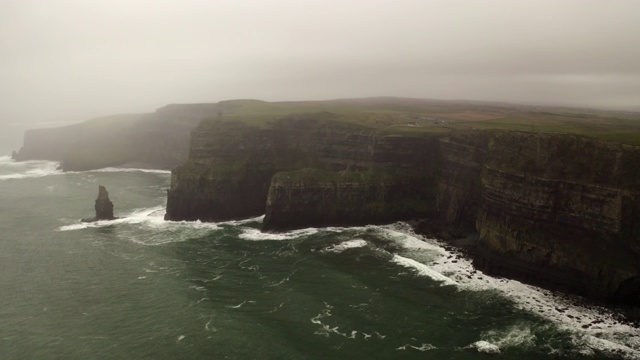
[1,0,639,124]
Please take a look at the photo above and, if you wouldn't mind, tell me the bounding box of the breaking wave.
[58,206,224,245]
[374,222,640,359]
[248,219,640,358]
[239,227,319,241]
[322,239,368,253]
[0,157,62,180]
[86,167,171,174]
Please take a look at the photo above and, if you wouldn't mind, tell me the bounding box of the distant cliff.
[13,103,221,171]
[165,112,640,304]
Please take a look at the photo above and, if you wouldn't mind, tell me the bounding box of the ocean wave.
[396,343,437,352]
[227,218,637,357]
[0,159,62,180]
[309,302,376,340]
[322,239,368,253]
[372,222,640,358]
[465,340,501,354]
[391,254,458,286]
[218,215,265,226]
[480,324,536,350]
[0,155,15,164]
[376,222,443,251]
[86,167,171,174]
[58,206,229,231]
[238,227,319,241]
[57,206,227,245]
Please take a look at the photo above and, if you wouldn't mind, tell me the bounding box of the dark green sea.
[0,155,638,359]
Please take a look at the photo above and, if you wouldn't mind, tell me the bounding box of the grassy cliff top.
[201,98,640,145]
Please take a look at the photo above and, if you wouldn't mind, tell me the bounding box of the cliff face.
[166,120,278,221]
[13,104,220,171]
[472,132,640,300]
[127,104,222,170]
[165,113,441,227]
[436,130,490,228]
[167,118,640,303]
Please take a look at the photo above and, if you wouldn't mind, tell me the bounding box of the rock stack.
[82,185,117,222]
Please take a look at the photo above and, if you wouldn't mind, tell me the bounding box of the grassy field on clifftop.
[205,98,640,145]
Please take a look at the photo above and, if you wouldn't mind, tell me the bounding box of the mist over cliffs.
[12,103,222,171]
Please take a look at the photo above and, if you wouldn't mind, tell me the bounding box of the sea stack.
[82,185,116,222]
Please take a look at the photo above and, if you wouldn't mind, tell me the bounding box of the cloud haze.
[1,0,639,124]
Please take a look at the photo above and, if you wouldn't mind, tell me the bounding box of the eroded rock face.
[82,185,116,222]
[165,115,640,302]
[473,132,640,300]
[165,113,441,224]
[263,167,438,231]
[438,130,640,301]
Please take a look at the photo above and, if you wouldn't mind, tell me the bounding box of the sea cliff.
[12,103,221,171]
[166,112,640,304]
[165,112,441,227]
[473,132,640,301]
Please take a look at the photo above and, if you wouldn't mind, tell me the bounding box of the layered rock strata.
[474,132,640,301]
[166,113,441,225]
[166,116,640,303]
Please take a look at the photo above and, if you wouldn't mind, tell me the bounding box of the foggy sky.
[1,0,640,125]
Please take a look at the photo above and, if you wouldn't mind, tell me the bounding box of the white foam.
[238,227,318,241]
[0,156,15,164]
[87,167,171,174]
[377,223,446,253]
[218,215,265,226]
[323,239,368,253]
[58,206,166,231]
[374,222,640,358]
[0,159,62,180]
[481,324,536,349]
[227,301,250,309]
[396,343,437,351]
[235,219,633,355]
[204,318,216,332]
[391,254,457,286]
[58,206,225,232]
[467,340,501,354]
[57,206,230,245]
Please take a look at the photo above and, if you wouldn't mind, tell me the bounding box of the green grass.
[195,98,640,145]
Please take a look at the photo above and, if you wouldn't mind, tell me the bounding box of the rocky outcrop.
[82,185,116,222]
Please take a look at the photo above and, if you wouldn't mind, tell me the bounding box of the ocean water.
[0,155,639,359]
